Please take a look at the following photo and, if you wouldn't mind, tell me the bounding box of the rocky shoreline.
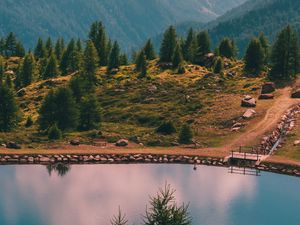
[0,153,299,177]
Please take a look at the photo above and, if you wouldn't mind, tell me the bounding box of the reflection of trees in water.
[46,163,71,177]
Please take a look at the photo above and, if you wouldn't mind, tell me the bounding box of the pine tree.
[43,53,59,79]
[0,38,5,56]
[159,26,177,63]
[55,38,64,61]
[218,38,236,58]
[60,39,82,75]
[5,32,17,57]
[79,94,102,131]
[119,54,128,66]
[172,43,183,68]
[143,39,156,60]
[69,75,89,102]
[48,124,62,140]
[259,33,270,64]
[34,38,47,59]
[213,57,224,74]
[110,208,128,225]
[107,41,121,73]
[194,31,211,65]
[0,56,4,85]
[83,40,98,85]
[0,82,20,131]
[15,41,25,57]
[76,39,82,52]
[39,87,79,131]
[244,38,264,74]
[183,28,196,62]
[45,37,53,57]
[88,21,99,44]
[135,51,147,78]
[21,53,36,86]
[270,25,299,80]
[179,124,193,144]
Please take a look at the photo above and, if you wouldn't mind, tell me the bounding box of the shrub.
[48,124,62,140]
[25,116,34,127]
[179,124,193,144]
[156,121,176,135]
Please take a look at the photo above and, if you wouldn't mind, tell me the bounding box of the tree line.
[0,22,299,138]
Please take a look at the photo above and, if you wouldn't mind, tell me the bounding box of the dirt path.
[225,86,300,150]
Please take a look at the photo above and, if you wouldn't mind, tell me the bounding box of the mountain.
[0,0,246,51]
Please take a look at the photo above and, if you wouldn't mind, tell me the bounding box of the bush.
[179,124,193,144]
[48,124,62,140]
[25,116,34,127]
[156,121,176,135]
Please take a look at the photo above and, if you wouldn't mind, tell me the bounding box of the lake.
[0,164,299,225]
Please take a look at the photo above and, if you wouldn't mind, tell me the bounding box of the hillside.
[0,0,246,51]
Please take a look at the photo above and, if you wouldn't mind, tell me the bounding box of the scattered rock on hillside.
[259,94,274,100]
[4,70,15,76]
[243,109,256,119]
[70,140,80,146]
[241,95,256,107]
[294,140,300,146]
[148,85,157,92]
[261,82,275,94]
[291,89,300,98]
[6,142,21,149]
[115,139,129,147]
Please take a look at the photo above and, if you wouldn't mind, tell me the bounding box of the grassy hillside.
[0,0,246,52]
[0,57,271,149]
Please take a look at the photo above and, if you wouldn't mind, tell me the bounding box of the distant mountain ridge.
[0,0,246,51]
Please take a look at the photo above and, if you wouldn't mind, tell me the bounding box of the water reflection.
[0,164,299,225]
[46,163,71,177]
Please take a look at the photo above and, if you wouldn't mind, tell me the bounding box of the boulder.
[294,140,300,146]
[148,85,157,92]
[16,88,26,97]
[241,96,256,107]
[261,82,275,94]
[259,94,274,100]
[70,139,80,146]
[243,109,256,119]
[115,139,129,147]
[291,89,300,98]
[6,142,21,149]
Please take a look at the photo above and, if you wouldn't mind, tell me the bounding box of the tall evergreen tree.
[43,53,59,79]
[0,56,4,85]
[0,38,5,56]
[213,57,224,74]
[83,40,99,85]
[179,124,193,144]
[244,38,265,74]
[79,94,102,131]
[270,25,299,80]
[107,41,121,72]
[15,41,25,57]
[259,33,270,64]
[194,31,210,65]
[135,50,147,78]
[21,53,36,86]
[218,38,236,58]
[55,38,64,61]
[183,28,196,62]
[60,39,82,75]
[143,39,156,60]
[119,54,128,66]
[159,26,177,63]
[34,38,47,59]
[172,43,183,68]
[0,82,20,131]
[39,87,79,131]
[45,37,53,56]
[5,32,17,57]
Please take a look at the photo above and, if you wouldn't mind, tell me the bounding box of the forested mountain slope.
[0,0,246,51]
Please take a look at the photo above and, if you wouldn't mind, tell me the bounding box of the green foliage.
[45,37,53,57]
[194,31,211,65]
[213,57,224,74]
[34,38,47,59]
[69,75,91,102]
[218,38,236,58]
[79,95,102,131]
[156,121,176,135]
[172,43,183,69]
[60,39,82,75]
[25,116,34,127]
[48,124,62,140]
[259,33,270,64]
[143,39,156,60]
[183,28,196,62]
[119,54,128,66]
[39,87,79,131]
[142,184,191,225]
[20,53,37,87]
[108,41,121,72]
[244,38,264,75]
[136,51,148,78]
[55,38,65,61]
[110,207,128,225]
[5,32,18,57]
[15,41,25,57]
[83,40,98,85]
[159,26,177,63]
[179,124,193,144]
[0,83,20,131]
[270,25,299,81]
[43,53,60,79]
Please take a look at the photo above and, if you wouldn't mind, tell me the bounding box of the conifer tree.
[0,82,20,131]
[60,39,82,75]
[83,40,98,85]
[244,38,264,74]
[43,53,59,79]
[172,43,183,68]
[79,94,102,131]
[159,26,177,63]
[119,54,128,66]
[55,38,64,61]
[34,38,47,59]
[5,32,17,57]
[48,123,62,140]
[143,39,156,60]
[76,39,82,52]
[110,208,128,225]
[15,41,25,57]
[21,53,36,86]
[183,28,196,62]
[213,57,224,74]
[107,41,121,72]
[194,31,210,65]
[45,37,53,56]
[88,21,99,44]
[179,124,193,144]
[135,51,147,78]
[39,87,79,131]
[270,25,299,80]
[69,75,89,102]
[0,38,5,56]
[218,38,236,58]
[0,56,4,84]
[259,33,270,64]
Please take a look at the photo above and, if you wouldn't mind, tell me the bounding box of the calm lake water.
[0,164,299,225]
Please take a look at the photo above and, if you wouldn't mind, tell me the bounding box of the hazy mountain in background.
[0,0,246,51]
